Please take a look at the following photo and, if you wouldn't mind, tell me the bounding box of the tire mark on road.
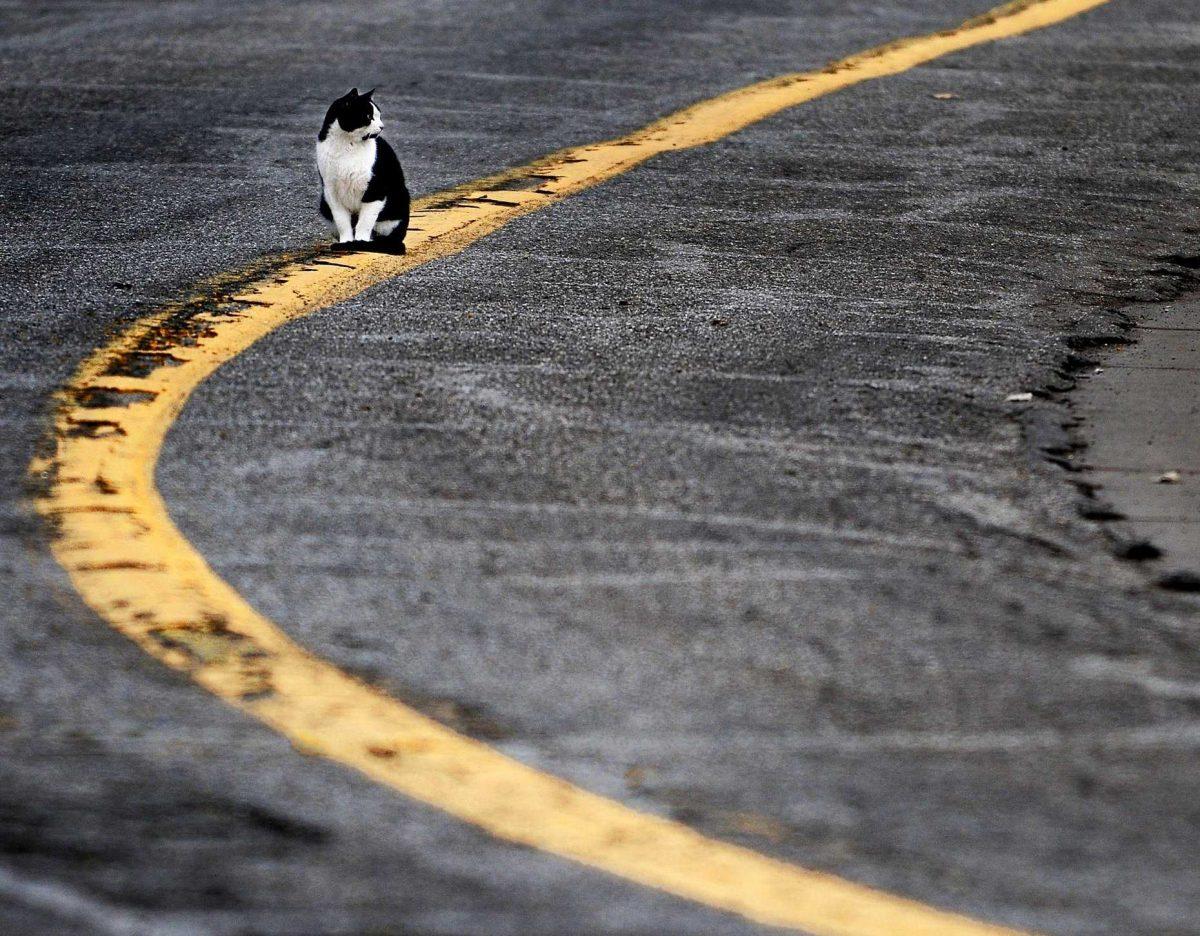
[30,1,1108,933]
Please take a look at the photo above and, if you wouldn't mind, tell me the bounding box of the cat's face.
[330,88,383,138]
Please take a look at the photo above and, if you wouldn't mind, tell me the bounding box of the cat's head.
[321,87,383,141]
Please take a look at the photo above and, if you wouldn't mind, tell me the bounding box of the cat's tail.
[330,235,405,255]
[375,230,406,254]
[373,224,407,254]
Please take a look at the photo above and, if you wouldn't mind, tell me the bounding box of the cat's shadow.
[328,240,407,256]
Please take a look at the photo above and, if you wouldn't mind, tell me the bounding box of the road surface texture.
[1075,297,1200,577]
[3,1,1200,934]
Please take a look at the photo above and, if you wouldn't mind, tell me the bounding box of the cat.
[316,88,410,251]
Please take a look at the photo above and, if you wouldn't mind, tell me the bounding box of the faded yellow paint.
[31,1,1109,933]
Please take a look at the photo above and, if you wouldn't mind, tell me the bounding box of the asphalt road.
[3,1,1200,934]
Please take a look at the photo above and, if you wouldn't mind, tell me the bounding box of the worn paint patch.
[31,1,1109,933]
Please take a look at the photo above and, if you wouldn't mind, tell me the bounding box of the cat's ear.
[362,88,376,100]
[348,87,359,97]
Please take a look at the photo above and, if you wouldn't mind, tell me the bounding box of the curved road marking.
[31,1,1107,933]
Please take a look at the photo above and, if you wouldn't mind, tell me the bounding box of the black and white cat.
[316,88,410,250]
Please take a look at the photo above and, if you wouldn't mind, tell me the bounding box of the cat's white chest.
[316,137,376,210]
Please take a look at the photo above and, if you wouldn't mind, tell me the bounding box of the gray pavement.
[3,1,1200,934]
[1076,298,1200,577]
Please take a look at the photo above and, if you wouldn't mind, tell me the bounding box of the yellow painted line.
[30,1,1107,933]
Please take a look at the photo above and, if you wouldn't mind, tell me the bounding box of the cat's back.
[372,136,407,189]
